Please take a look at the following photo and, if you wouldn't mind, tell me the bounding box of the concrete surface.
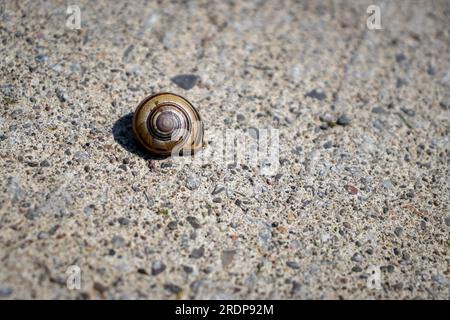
[0,0,449,299]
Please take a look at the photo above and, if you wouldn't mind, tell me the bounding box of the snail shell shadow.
[112,112,168,160]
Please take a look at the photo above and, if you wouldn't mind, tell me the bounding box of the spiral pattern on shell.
[133,93,204,156]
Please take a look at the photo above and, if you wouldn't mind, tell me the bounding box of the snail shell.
[133,93,204,157]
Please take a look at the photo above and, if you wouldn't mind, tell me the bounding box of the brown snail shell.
[133,93,204,157]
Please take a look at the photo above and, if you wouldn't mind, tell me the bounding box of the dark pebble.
[151,260,166,276]
[167,221,177,230]
[211,185,225,195]
[405,190,415,198]
[290,281,301,294]
[137,268,148,275]
[37,231,48,240]
[118,217,130,226]
[25,210,39,220]
[396,78,407,88]
[393,282,403,290]
[164,283,182,294]
[40,160,51,167]
[400,107,415,117]
[123,44,134,61]
[93,282,108,293]
[0,286,13,297]
[420,220,427,231]
[395,53,406,63]
[336,115,351,126]
[171,74,199,90]
[352,266,363,272]
[26,161,39,167]
[35,54,48,63]
[182,265,193,274]
[394,227,403,237]
[372,107,386,114]
[286,261,300,269]
[236,114,246,122]
[186,216,201,229]
[305,88,326,101]
[227,163,237,169]
[440,102,449,110]
[190,246,204,259]
[55,88,68,102]
[291,146,302,155]
[48,225,59,235]
[190,280,202,291]
[212,197,222,203]
[203,267,213,274]
[323,141,333,149]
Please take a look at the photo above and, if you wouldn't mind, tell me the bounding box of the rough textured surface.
[0,0,449,299]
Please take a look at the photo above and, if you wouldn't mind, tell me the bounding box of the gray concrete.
[0,0,449,299]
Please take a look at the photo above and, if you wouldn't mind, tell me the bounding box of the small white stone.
[186,173,200,190]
